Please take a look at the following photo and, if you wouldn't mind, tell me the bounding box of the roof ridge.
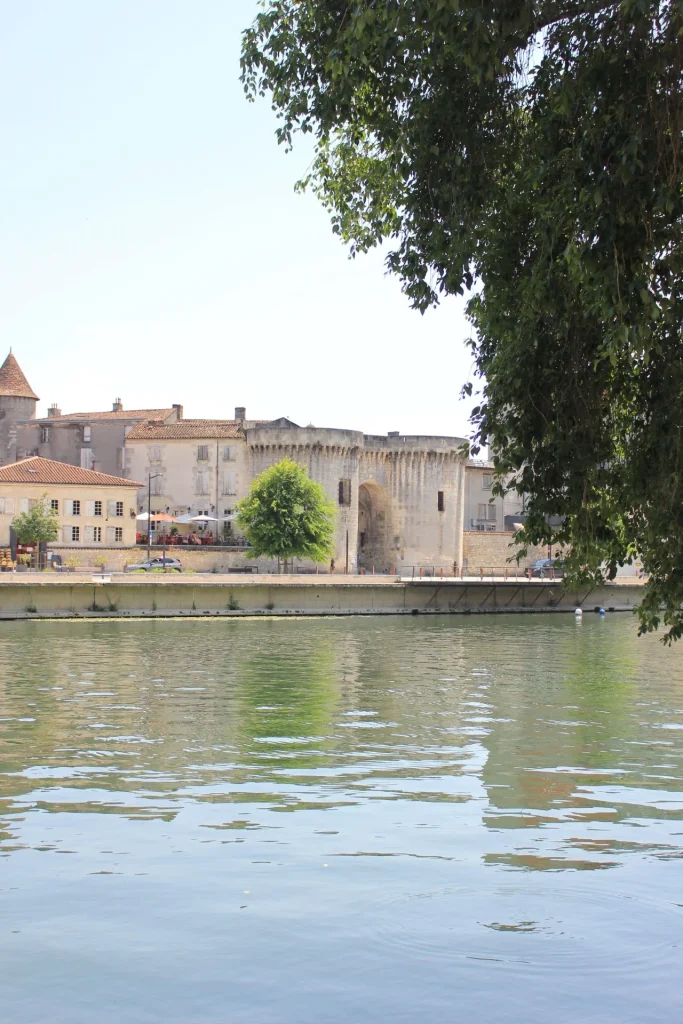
[0,455,142,487]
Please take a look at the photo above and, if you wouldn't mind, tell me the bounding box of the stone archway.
[357,481,390,571]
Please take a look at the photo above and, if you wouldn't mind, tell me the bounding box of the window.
[80,448,93,469]
[28,498,38,510]
[149,445,162,463]
[115,501,124,517]
[222,446,234,461]
[40,426,50,443]
[71,500,81,516]
[116,447,125,471]
[196,470,210,495]
[71,526,80,542]
[115,527,123,542]
[51,499,59,513]
[93,526,101,543]
[94,501,102,517]
[338,479,351,506]
[477,503,497,522]
[150,476,164,496]
[482,473,492,490]
[83,425,92,442]
[221,471,237,496]
[197,445,209,461]
[437,491,445,512]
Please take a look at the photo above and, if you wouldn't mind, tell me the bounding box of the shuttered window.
[19,498,29,514]
[80,448,93,469]
[221,472,237,495]
[196,470,210,495]
[197,445,209,461]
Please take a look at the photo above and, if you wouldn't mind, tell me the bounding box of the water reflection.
[1,616,683,1023]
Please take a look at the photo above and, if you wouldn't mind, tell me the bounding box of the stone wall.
[48,545,319,574]
[462,531,548,571]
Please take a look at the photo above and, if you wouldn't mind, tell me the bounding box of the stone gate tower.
[0,352,39,466]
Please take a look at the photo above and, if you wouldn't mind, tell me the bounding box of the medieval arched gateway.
[247,422,467,573]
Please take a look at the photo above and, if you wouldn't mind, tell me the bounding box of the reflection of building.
[0,456,142,547]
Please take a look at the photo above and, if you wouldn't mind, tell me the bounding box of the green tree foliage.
[12,496,59,546]
[236,458,336,564]
[242,1,682,637]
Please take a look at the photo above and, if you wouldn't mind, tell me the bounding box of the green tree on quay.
[12,496,59,549]
[236,458,336,569]
[241,1,683,639]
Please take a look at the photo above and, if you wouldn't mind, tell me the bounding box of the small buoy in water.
[574,608,583,617]
[599,607,606,616]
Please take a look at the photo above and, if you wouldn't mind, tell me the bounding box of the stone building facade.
[0,456,141,548]
[16,400,183,478]
[465,460,526,532]
[1,352,527,571]
[125,415,468,572]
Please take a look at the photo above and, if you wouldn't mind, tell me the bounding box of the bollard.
[419,567,423,578]
[440,567,443,579]
[372,566,375,575]
[480,567,484,581]
[504,567,508,580]
[390,566,395,575]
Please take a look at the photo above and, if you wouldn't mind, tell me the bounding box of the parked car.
[526,558,565,579]
[125,556,183,572]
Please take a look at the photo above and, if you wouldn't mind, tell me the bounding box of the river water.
[1,615,682,1023]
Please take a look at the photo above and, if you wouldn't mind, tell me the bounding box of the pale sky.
[0,1,477,438]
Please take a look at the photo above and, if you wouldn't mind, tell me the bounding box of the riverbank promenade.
[0,572,644,619]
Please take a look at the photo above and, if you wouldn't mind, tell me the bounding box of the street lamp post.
[147,473,161,562]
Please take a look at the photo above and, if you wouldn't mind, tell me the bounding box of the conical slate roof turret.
[0,352,39,400]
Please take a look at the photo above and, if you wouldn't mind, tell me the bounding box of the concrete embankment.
[0,574,642,619]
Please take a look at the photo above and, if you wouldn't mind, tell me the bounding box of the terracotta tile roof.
[125,419,247,440]
[51,407,175,422]
[0,456,142,488]
[0,353,39,400]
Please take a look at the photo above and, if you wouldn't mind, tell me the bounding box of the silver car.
[125,556,183,572]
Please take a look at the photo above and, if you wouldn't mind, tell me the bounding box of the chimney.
[172,404,183,421]
[388,431,400,438]
[235,406,246,421]
[47,403,61,418]
[112,398,123,412]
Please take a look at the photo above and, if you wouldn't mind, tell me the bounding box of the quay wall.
[46,536,550,574]
[0,577,641,618]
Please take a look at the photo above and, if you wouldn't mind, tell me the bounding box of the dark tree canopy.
[242,0,683,638]
[236,458,336,564]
